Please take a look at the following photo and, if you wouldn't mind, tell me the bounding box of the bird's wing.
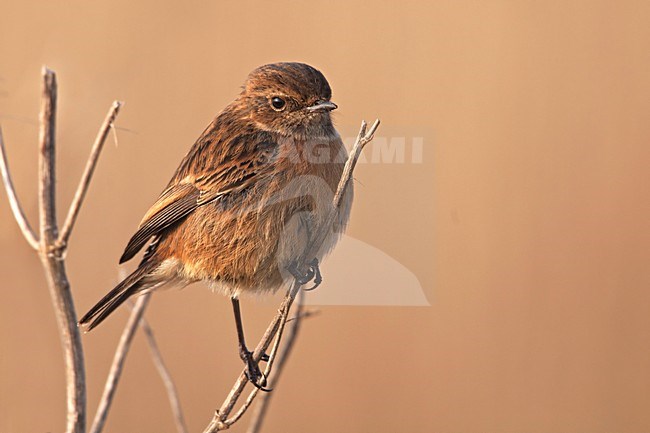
[119,182,199,263]
[119,139,276,264]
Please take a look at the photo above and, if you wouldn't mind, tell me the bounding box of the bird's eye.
[270,97,286,111]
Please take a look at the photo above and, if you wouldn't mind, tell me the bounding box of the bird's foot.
[239,347,272,392]
[287,258,322,291]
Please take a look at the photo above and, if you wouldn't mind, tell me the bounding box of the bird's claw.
[304,258,322,291]
[287,258,322,291]
[240,349,272,392]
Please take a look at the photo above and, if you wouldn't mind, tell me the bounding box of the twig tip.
[367,119,381,138]
[41,66,55,77]
[359,120,368,137]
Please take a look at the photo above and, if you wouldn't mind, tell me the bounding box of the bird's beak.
[306,100,338,112]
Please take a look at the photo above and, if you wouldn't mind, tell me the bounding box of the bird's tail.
[79,261,157,332]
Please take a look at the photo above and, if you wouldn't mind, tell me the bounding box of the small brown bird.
[79,62,352,387]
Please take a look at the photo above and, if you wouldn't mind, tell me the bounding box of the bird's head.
[240,62,338,139]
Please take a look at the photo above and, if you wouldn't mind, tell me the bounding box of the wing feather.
[119,183,200,263]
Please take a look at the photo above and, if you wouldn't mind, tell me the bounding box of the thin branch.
[58,101,122,246]
[203,283,300,433]
[89,293,151,433]
[333,119,380,208]
[246,291,306,433]
[202,118,380,432]
[220,286,299,428]
[36,67,87,433]
[0,125,39,249]
[38,67,58,245]
[108,268,187,433]
[38,68,57,248]
[140,310,189,433]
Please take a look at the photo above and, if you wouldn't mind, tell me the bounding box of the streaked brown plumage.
[79,63,352,343]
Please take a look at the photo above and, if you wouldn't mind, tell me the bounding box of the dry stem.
[89,267,188,433]
[140,309,189,433]
[89,294,151,433]
[246,291,306,433]
[0,126,39,249]
[59,101,122,246]
[37,68,87,433]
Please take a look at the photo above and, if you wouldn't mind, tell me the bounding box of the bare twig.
[246,291,306,433]
[58,101,122,246]
[38,68,57,244]
[333,120,380,208]
[203,283,300,432]
[36,67,87,433]
[0,126,39,249]
[220,285,299,428]
[140,310,189,433]
[202,119,380,432]
[103,269,188,432]
[89,293,151,433]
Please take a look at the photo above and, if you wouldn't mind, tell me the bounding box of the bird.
[79,62,352,388]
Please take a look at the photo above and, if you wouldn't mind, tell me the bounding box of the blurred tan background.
[1,1,650,432]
